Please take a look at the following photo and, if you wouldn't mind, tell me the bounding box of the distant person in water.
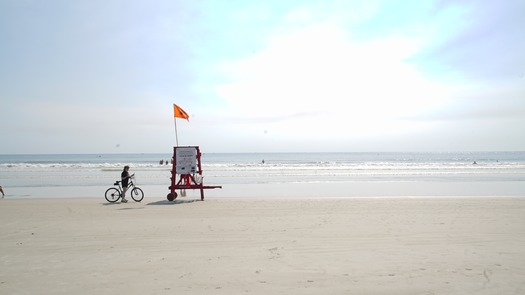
[0,185,4,198]
[121,166,134,203]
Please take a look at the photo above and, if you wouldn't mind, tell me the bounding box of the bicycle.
[105,177,144,203]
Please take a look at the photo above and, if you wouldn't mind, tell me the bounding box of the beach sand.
[1,196,525,294]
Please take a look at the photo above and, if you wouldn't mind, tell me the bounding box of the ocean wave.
[2,161,525,171]
[0,163,172,170]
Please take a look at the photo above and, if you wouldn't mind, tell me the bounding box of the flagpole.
[174,116,179,146]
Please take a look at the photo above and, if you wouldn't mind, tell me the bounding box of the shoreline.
[2,179,524,200]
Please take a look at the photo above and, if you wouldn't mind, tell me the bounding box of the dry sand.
[1,196,525,294]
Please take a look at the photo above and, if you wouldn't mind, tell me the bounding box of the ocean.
[0,151,524,199]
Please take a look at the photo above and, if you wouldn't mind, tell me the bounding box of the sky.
[0,0,524,154]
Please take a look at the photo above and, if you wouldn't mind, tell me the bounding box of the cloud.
[215,19,451,129]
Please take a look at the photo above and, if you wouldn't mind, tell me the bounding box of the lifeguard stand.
[167,146,222,201]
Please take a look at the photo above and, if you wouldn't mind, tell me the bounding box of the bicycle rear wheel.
[105,188,121,203]
[131,187,144,202]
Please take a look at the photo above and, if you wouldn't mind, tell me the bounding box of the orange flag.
[173,103,189,121]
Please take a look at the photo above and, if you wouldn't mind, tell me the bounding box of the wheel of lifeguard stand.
[167,192,177,201]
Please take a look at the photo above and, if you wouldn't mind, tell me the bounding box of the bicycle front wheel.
[105,188,121,203]
[131,187,144,202]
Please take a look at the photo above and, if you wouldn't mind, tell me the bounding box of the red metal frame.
[167,146,222,201]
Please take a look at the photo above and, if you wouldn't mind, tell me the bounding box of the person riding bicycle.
[121,165,134,203]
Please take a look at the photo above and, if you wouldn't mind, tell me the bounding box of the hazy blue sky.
[1,0,524,154]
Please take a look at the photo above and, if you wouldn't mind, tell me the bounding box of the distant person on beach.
[121,166,134,203]
[0,185,4,198]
